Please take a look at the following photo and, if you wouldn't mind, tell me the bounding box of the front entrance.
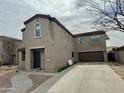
[33,49,41,69]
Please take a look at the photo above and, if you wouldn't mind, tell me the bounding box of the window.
[91,36,101,44]
[21,52,25,61]
[72,52,74,58]
[79,37,84,44]
[34,23,42,38]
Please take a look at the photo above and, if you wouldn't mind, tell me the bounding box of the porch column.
[25,49,31,71]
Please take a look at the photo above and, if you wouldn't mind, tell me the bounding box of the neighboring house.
[18,14,107,72]
[0,36,22,65]
[113,46,124,64]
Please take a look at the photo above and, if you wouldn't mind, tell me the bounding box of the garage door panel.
[78,51,104,62]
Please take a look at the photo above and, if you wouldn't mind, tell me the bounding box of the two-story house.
[18,14,107,72]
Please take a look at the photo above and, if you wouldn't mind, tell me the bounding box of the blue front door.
[33,49,41,68]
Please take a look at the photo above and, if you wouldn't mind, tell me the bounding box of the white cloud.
[0,0,124,47]
[107,31,124,47]
[0,0,37,39]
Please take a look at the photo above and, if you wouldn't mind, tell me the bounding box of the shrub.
[57,64,69,72]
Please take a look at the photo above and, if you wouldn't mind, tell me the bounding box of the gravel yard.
[0,71,16,93]
[108,62,124,79]
[0,71,53,93]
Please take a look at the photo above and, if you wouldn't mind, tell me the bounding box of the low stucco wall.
[103,51,108,62]
[115,50,124,64]
[18,52,25,70]
[119,50,124,64]
[19,61,25,70]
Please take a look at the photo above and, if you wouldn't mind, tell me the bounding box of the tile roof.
[0,35,22,42]
[22,14,106,37]
[74,31,105,37]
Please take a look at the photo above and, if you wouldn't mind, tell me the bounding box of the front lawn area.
[0,71,16,93]
[0,66,17,74]
[108,62,124,79]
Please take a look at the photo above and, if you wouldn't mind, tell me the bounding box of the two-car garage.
[78,51,104,62]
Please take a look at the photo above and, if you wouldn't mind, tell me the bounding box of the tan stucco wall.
[49,21,75,71]
[22,17,75,71]
[74,34,107,62]
[118,50,124,63]
[114,51,119,62]
[18,52,25,70]
[115,50,124,64]
[23,18,52,71]
[74,34,107,52]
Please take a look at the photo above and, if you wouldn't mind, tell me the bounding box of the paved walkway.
[5,71,56,93]
[6,72,33,93]
[32,63,124,93]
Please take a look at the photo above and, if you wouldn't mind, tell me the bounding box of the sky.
[0,0,124,47]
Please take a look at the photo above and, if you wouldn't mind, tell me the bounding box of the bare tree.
[2,39,16,67]
[76,0,124,32]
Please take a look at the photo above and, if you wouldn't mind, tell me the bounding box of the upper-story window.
[34,22,42,38]
[90,36,101,44]
[79,37,84,44]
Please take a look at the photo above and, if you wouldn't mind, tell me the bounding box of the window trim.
[72,52,74,58]
[34,22,42,38]
[90,35,101,44]
[79,37,84,44]
[21,51,25,61]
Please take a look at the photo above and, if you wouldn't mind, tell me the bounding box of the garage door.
[78,51,104,62]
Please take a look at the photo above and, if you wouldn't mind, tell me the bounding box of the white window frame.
[79,37,84,44]
[90,35,101,44]
[34,22,42,38]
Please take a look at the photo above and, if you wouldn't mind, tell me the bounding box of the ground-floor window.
[21,51,25,61]
[72,52,74,58]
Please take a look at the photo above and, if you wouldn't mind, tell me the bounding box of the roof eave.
[24,14,51,25]
[21,28,25,32]
[73,31,106,37]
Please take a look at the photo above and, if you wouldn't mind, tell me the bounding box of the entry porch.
[18,47,45,70]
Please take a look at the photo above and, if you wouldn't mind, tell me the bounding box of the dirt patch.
[0,71,16,93]
[108,62,124,79]
[0,66,17,74]
[28,74,52,91]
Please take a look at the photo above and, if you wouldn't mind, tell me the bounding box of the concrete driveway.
[45,63,124,93]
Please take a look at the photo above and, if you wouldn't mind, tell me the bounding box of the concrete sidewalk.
[31,63,124,93]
